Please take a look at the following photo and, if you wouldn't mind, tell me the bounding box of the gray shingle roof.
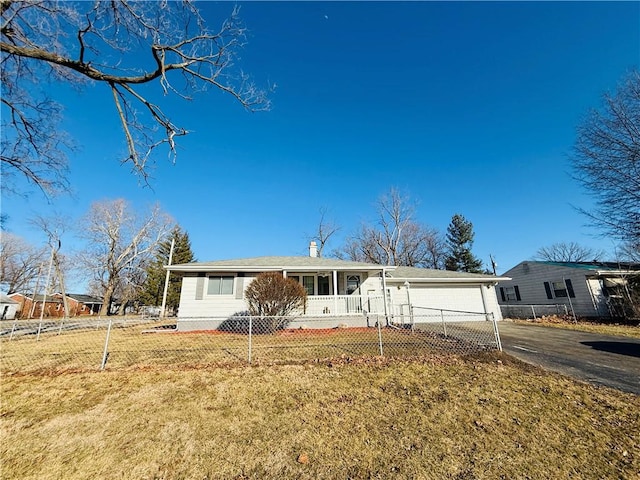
[170,256,385,271]
[65,294,103,304]
[169,256,505,282]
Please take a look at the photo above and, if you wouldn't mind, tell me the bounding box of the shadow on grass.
[218,312,292,335]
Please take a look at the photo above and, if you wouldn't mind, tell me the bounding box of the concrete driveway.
[497,321,640,395]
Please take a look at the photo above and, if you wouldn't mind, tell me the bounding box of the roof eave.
[388,276,511,284]
[167,264,393,273]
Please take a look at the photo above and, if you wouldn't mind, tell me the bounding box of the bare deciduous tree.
[571,69,640,245]
[0,232,47,293]
[30,214,73,316]
[336,188,446,268]
[534,242,605,263]
[78,199,174,315]
[1,1,270,196]
[310,207,340,258]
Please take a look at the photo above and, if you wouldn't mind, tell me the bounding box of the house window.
[207,276,234,295]
[303,276,314,295]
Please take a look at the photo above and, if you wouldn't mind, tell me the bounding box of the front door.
[346,274,361,294]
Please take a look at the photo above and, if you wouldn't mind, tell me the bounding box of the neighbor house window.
[207,276,234,295]
[505,286,520,301]
[500,285,521,302]
[544,279,575,299]
[552,281,568,298]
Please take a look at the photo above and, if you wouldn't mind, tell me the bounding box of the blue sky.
[2,1,639,288]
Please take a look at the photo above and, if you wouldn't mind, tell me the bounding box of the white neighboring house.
[497,261,640,319]
[166,243,507,331]
[0,294,19,320]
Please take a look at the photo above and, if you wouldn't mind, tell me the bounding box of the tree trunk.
[100,283,116,316]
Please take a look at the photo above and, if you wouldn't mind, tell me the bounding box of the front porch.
[305,294,386,316]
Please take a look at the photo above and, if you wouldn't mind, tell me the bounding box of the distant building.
[51,293,103,316]
[0,294,19,320]
[497,261,640,319]
[8,293,64,319]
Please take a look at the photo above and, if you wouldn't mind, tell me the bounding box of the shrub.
[244,273,307,332]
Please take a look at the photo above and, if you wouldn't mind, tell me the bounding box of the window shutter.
[544,282,553,299]
[514,285,521,301]
[500,287,506,302]
[195,274,205,300]
[235,277,244,299]
[565,279,575,298]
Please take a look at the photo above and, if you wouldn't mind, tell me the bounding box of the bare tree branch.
[1,1,270,196]
[534,242,605,263]
[571,69,640,245]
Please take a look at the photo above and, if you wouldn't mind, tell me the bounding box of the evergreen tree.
[444,214,484,273]
[138,226,195,313]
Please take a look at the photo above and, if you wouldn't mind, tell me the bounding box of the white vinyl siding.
[498,262,606,317]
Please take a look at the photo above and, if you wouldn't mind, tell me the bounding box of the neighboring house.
[0,294,19,320]
[52,293,103,316]
[167,243,508,331]
[497,261,640,319]
[8,293,64,319]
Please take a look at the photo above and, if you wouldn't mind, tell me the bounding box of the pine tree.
[444,214,484,273]
[138,226,195,313]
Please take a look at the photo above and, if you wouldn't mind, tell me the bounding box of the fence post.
[489,313,502,351]
[100,317,113,370]
[248,316,253,364]
[9,317,18,340]
[376,315,384,356]
[440,310,447,338]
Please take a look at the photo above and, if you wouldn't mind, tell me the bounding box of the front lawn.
[1,353,638,479]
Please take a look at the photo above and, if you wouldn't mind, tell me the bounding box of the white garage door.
[402,285,486,321]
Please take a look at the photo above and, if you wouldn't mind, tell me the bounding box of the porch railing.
[305,295,385,316]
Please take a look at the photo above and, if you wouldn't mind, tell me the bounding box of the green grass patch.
[1,353,638,479]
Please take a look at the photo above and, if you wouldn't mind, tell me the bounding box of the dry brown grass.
[1,353,638,479]
[0,321,494,373]
[510,317,640,339]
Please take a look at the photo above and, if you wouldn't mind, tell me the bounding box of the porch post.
[333,270,338,314]
[381,268,389,325]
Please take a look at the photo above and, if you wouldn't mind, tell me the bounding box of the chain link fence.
[500,304,569,320]
[1,311,502,373]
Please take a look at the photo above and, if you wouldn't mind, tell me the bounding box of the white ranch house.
[167,244,507,331]
[497,261,640,319]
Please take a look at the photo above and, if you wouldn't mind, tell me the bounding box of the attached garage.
[386,266,504,323]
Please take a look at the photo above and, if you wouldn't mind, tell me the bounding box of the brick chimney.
[309,241,318,258]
